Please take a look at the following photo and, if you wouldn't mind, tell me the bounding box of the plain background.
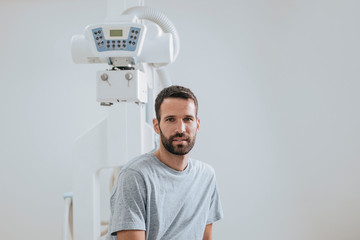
[1,0,360,239]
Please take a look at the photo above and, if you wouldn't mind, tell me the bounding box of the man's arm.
[110,170,146,239]
[117,230,145,240]
[203,223,213,240]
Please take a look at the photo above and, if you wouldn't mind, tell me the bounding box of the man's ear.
[196,117,200,133]
[153,118,160,134]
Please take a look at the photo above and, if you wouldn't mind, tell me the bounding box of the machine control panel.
[92,26,141,52]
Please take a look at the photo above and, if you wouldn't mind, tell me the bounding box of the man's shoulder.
[121,152,155,173]
[190,158,216,177]
[119,152,166,180]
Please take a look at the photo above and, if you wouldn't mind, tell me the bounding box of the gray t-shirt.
[106,152,223,240]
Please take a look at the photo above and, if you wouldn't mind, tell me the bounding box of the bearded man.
[107,85,223,240]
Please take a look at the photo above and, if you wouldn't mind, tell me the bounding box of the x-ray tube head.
[71,16,174,66]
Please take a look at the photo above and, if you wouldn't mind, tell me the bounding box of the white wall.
[1,0,360,239]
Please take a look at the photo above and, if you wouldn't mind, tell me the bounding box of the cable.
[123,7,179,87]
[122,6,180,63]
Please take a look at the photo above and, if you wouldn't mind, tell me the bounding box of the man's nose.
[175,120,186,133]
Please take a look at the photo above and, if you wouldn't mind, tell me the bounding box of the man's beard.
[159,128,196,156]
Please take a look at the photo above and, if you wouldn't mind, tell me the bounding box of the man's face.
[153,98,200,156]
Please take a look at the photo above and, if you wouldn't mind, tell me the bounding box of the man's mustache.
[169,133,190,142]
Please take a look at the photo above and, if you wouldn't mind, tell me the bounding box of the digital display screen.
[110,29,123,37]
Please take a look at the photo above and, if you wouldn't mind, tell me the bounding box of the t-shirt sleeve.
[108,169,147,235]
[206,179,224,225]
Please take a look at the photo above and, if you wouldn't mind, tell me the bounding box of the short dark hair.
[155,85,198,122]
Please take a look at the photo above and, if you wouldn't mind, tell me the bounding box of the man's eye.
[184,118,193,121]
[166,118,175,122]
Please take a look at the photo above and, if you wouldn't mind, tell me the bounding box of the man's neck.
[153,147,189,171]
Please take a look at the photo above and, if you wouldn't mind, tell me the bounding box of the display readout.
[110,29,123,37]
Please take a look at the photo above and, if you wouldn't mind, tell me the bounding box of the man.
[107,85,223,240]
